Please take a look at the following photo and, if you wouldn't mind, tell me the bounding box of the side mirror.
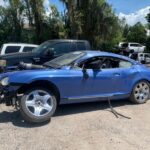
[45,48,54,57]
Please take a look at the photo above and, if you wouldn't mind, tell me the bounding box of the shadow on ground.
[0,99,132,128]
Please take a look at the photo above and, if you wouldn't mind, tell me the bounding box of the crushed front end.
[0,80,21,107]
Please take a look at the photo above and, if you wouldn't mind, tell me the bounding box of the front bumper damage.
[0,85,20,106]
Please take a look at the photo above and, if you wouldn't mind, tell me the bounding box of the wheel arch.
[17,80,61,103]
[131,79,150,92]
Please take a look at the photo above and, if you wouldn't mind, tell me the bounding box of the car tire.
[20,87,57,123]
[130,81,150,104]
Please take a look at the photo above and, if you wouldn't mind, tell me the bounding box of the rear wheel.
[20,87,57,123]
[130,81,150,104]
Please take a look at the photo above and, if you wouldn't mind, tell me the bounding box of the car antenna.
[107,96,131,119]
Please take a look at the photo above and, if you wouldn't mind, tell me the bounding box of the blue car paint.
[2,51,150,104]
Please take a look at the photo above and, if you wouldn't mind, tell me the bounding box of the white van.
[0,43,38,55]
[119,42,146,53]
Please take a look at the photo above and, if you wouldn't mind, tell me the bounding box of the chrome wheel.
[134,82,150,103]
[25,90,53,117]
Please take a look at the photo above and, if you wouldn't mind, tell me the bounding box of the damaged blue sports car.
[0,51,150,123]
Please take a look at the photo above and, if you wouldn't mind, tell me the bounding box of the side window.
[145,54,150,58]
[138,44,142,47]
[101,57,132,69]
[79,57,104,70]
[23,46,36,52]
[77,42,86,50]
[79,57,132,70]
[52,42,71,55]
[119,60,132,68]
[5,46,21,54]
[130,44,138,47]
[121,43,128,48]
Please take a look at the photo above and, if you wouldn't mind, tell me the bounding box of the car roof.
[79,51,137,64]
[119,42,140,44]
[3,43,38,46]
[46,39,89,43]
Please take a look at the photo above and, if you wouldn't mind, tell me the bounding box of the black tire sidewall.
[20,87,57,123]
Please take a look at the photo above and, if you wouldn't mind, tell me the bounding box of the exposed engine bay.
[18,62,46,70]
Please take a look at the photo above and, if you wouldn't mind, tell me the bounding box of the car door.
[61,57,119,100]
[60,56,136,101]
[86,57,136,98]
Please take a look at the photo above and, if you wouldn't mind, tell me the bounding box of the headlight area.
[0,60,7,67]
[0,80,21,106]
[0,77,9,86]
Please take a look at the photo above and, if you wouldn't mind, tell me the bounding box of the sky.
[107,0,150,14]
[107,0,150,25]
[46,0,150,26]
[0,0,150,26]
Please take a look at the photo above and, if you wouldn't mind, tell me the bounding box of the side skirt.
[59,93,130,104]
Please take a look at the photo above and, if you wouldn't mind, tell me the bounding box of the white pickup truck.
[119,42,146,53]
[0,43,38,55]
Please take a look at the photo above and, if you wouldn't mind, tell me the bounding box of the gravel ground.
[0,99,150,150]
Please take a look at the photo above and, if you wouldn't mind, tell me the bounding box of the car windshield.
[121,43,128,48]
[32,41,54,53]
[44,52,85,68]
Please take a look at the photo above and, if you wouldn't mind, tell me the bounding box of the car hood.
[1,68,71,84]
[0,52,37,60]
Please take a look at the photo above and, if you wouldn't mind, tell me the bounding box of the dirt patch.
[0,100,150,150]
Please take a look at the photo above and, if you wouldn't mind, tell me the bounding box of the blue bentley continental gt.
[0,51,150,123]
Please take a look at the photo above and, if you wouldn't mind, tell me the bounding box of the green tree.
[146,9,150,52]
[60,0,123,50]
[123,24,129,41]
[0,0,25,42]
[146,9,150,29]
[27,0,45,43]
[126,22,147,44]
[42,5,67,40]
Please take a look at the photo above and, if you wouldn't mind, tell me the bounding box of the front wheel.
[20,87,57,123]
[130,81,150,104]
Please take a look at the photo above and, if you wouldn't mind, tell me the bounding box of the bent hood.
[2,69,71,84]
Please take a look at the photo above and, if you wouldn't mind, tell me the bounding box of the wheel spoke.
[26,100,35,107]
[43,94,51,103]
[43,103,52,111]
[34,107,42,116]
[135,94,140,98]
[32,91,41,100]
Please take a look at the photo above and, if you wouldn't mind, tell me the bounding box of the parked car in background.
[0,43,38,55]
[0,51,150,123]
[137,53,150,64]
[0,39,91,71]
[119,42,146,53]
[129,53,150,64]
